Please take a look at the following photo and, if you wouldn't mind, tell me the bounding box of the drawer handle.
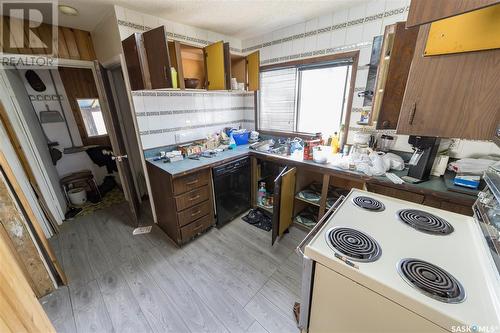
[191,210,202,217]
[186,179,199,185]
[188,194,200,201]
[193,224,204,232]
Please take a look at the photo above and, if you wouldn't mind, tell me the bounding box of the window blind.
[259,68,297,131]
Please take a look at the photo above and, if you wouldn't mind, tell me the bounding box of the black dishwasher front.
[212,157,251,227]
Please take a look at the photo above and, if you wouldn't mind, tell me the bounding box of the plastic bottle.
[331,132,339,154]
[229,132,237,149]
[258,182,267,205]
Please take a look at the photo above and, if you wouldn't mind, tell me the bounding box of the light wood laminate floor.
[41,203,306,333]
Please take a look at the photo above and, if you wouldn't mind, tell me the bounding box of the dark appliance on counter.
[402,135,440,184]
[212,157,251,227]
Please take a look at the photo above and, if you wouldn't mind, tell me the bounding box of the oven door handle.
[296,195,345,257]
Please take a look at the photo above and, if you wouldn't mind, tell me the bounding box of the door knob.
[111,154,128,162]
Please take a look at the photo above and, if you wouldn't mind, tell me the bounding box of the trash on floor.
[242,208,272,231]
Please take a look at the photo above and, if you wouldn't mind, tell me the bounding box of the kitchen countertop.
[146,145,476,204]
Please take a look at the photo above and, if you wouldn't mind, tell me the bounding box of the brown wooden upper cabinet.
[122,33,149,91]
[142,26,173,89]
[369,22,418,130]
[406,0,500,27]
[397,23,500,140]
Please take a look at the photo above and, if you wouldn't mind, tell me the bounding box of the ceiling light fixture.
[58,5,79,16]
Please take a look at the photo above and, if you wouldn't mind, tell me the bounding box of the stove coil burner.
[398,258,465,303]
[397,209,454,235]
[326,227,381,262]
[352,196,385,212]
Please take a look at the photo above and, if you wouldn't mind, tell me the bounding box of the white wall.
[92,10,123,64]
[18,69,112,185]
[132,91,255,150]
[240,0,500,159]
[113,5,242,53]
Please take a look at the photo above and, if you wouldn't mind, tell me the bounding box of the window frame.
[257,50,359,144]
[76,98,109,138]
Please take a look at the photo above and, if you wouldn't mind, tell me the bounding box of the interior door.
[246,51,260,91]
[271,166,296,245]
[204,41,226,90]
[142,26,173,89]
[93,62,141,223]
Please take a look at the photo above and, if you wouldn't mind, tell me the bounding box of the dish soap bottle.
[229,132,237,149]
[258,182,267,205]
[331,132,339,154]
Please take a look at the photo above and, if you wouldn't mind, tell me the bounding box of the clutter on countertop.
[454,174,481,189]
[448,158,498,175]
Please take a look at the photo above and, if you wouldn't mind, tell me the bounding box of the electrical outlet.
[174,133,181,143]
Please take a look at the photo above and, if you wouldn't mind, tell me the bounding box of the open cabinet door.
[142,25,173,89]
[271,166,296,245]
[93,62,141,224]
[247,51,260,91]
[204,41,226,90]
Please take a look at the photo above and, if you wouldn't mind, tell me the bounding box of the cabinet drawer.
[180,214,213,241]
[173,170,210,195]
[175,185,210,211]
[177,200,211,227]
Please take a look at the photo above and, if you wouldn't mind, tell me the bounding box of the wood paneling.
[122,33,147,91]
[58,67,111,146]
[0,16,96,60]
[0,149,66,287]
[177,200,211,227]
[172,169,210,195]
[175,185,210,211]
[372,22,418,130]
[0,226,55,333]
[168,41,185,89]
[0,167,55,297]
[146,163,214,245]
[406,0,500,27]
[142,26,173,89]
[397,24,500,140]
[278,167,296,236]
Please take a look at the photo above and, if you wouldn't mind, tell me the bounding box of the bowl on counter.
[312,146,330,164]
[184,78,200,89]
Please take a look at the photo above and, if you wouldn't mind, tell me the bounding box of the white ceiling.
[55,0,369,40]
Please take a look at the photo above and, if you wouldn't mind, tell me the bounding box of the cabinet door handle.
[188,194,200,201]
[191,210,201,217]
[186,179,199,185]
[408,103,417,125]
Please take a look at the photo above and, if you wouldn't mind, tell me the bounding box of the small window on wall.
[76,99,107,137]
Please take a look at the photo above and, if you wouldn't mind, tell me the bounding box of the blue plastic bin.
[232,132,250,145]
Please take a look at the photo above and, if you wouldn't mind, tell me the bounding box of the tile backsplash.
[132,91,255,150]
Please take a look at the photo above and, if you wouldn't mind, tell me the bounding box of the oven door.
[296,196,345,331]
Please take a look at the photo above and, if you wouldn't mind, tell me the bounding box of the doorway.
[5,63,143,232]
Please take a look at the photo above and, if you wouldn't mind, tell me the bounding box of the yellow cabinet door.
[246,51,260,91]
[204,41,226,90]
[279,167,296,237]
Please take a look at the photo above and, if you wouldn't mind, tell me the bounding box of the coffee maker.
[401,136,440,184]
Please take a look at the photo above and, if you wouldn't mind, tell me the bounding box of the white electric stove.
[298,189,500,333]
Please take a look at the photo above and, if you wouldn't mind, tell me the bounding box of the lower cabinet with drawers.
[146,163,214,245]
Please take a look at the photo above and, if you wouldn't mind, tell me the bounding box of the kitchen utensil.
[39,104,64,123]
[67,187,87,206]
[313,146,329,164]
[184,78,200,89]
[378,134,395,152]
